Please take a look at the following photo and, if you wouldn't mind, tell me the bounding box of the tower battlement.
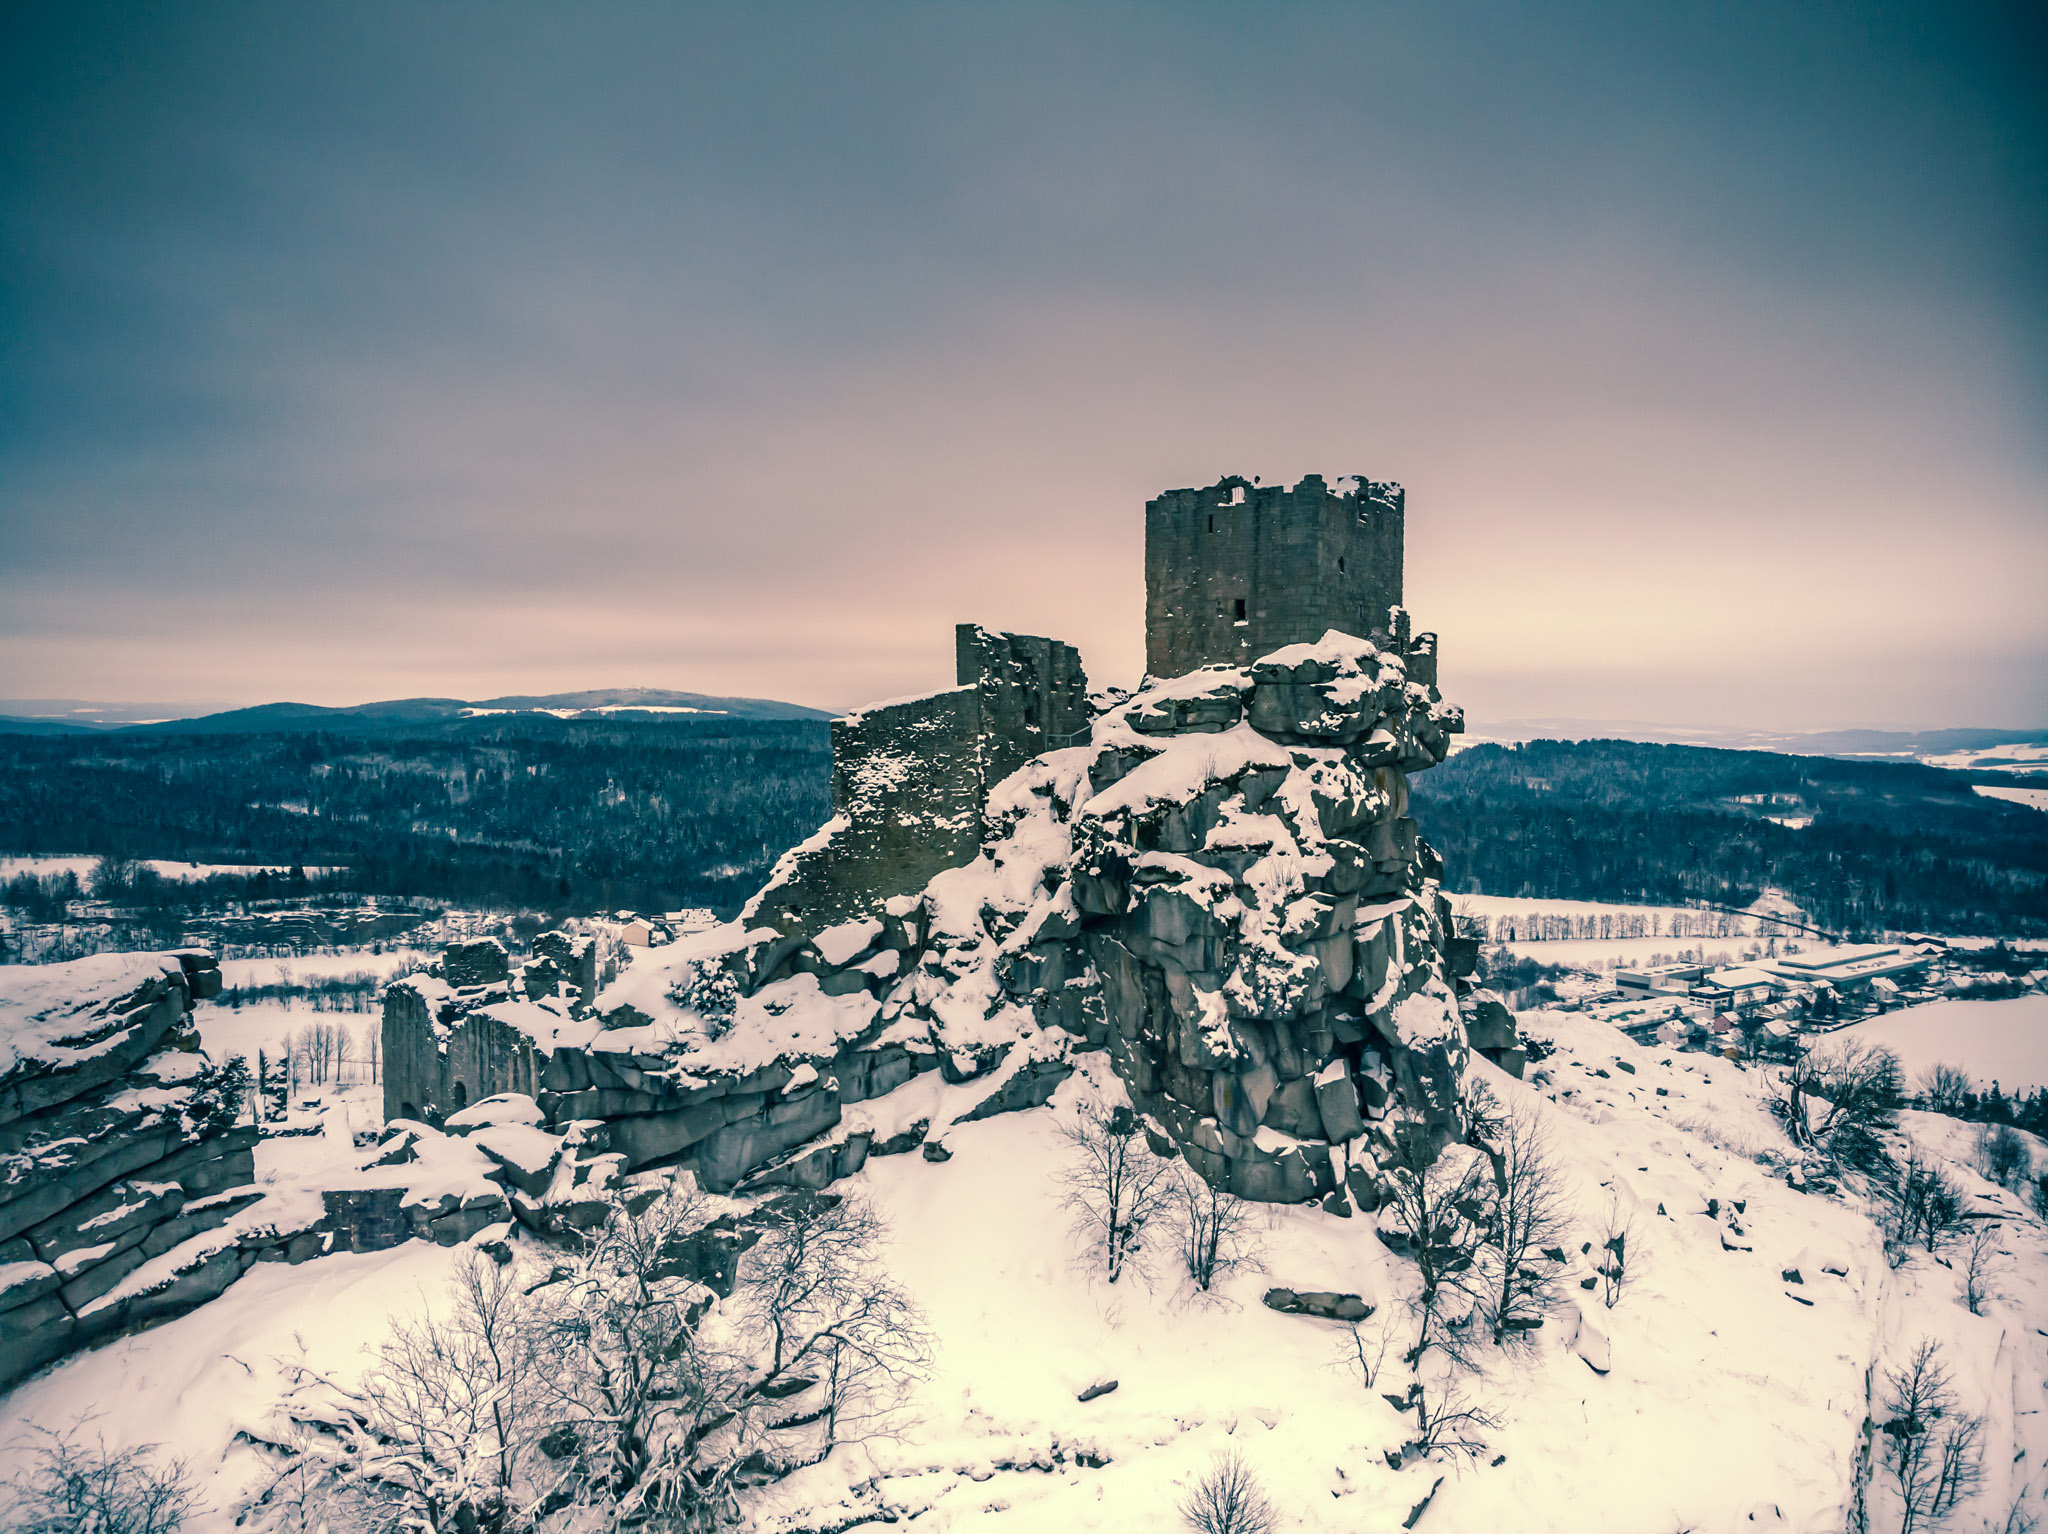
[1145,472,1405,677]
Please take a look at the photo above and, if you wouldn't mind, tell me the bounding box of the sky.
[2,2,2044,731]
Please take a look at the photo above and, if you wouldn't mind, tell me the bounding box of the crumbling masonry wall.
[1146,473,1405,676]
[740,626,1088,973]
[956,623,1090,789]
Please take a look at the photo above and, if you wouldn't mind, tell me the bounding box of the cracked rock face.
[1055,630,1477,1204]
[709,625,1507,1207]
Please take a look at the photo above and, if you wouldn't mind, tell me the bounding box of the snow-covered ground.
[215,949,429,989]
[1449,892,1827,971]
[1977,784,2048,813]
[5,1013,2044,1532]
[1832,995,2048,1096]
[192,1000,381,1073]
[0,855,344,883]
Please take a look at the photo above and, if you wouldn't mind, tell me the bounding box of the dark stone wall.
[747,627,1090,950]
[956,624,1090,789]
[769,686,984,931]
[382,981,545,1124]
[1145,473,1405,677]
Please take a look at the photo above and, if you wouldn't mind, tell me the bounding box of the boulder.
[1262,1287,1372,1322]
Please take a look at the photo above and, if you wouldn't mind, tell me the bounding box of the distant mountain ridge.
[0,688,830,736]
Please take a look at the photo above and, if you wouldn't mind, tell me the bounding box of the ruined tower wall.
[955,623,1091,790]
[740,625,1088,966]
[1145,473,1405,677]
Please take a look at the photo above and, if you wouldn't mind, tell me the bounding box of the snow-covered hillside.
[5,1008,2043,1533]
[1833,995,2048,1097]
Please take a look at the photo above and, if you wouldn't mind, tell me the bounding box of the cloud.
[2,2,2042,726]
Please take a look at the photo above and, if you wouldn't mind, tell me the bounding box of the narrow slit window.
[1207,514,1215,533]
[1338,556,1346,573]
[1234,598,1247,620]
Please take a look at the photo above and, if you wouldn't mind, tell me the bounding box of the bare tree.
[1,1420,196,1534]
[1963,1221,2003,1316]
[1919,1063,1972,1116]
[1056,1100,1176,1284]
[1480,1102,1572,1344]
[1178,1449,1275,1534]
[363,1025,382,1085]
[1380,1131,1495,1369]
[1977,1124,2030,1191]
[1778,1040,1901,1168]
[1881,1149,1967,1265]
[255,1180,928,1534]
[1881,1338,1982,1533]
[1170,1166,1259,1292]
[535,1182,929,1529]
[267,1251,556,1534]
[733,1191,932,1456]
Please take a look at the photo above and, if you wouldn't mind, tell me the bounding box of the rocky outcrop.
[0,950,299,1390]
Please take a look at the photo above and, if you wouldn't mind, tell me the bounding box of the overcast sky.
[3,2,2043,729]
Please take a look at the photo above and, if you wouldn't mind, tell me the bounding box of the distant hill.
[1462,719,2048,776]
[0,689,831,737]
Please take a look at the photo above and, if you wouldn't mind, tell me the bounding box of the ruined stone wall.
[382,978,551,1124]
[955,623,1090,790]
[745,686,983,943]
[1145,473,1406,676]
[741,630,1089,976]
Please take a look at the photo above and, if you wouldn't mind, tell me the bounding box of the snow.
[1079,723,1294,819]
[813,917,883,968]
[0,856,345,883]
[0,951,187,1076]
[1976,784,2048,812]
[0,1243,468,1518]
[1830,994,2048,1095]
[7,1015,2047,1532]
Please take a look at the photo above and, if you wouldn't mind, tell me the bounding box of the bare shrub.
[1170,1167,1258,1292]
[1479,1101,1572,1343]
[1963,1221,2003,1315]
[1178,1449,1275,1534]
[1409,1373,1501,1464]
[260,1181,929,1534]
[1920,1063,1972,1116]
[1881,1338,1983,1533]
[1596,1198,1642,1310]
[0,1420,197,1534]
[1056,1099,1176,1284]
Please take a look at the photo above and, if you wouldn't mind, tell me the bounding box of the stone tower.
[1145,473,1405,677]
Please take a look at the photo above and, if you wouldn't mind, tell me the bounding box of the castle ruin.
[374,471,1494,1213]
[1146,473,1407,675]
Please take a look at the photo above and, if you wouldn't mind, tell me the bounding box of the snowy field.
[0,854,344,882]
[215,949,429,989]
[1832,994,2048,1096]
[5,1020,2045,1532]
[193,1000,382,1070]
[1449,892,1811,970]
[1977,784,2048,813]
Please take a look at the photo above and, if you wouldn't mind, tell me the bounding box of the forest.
[1411,739,2048,938]
[0,714,831,915]
[1,724,2042,936]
